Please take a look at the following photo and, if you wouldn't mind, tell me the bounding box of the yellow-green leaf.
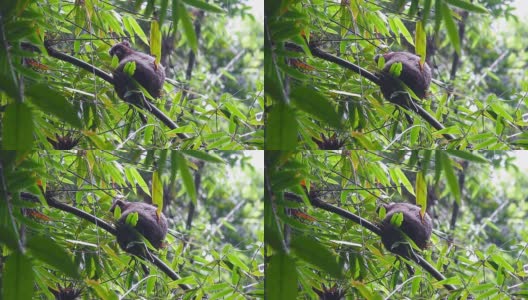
[26,84,82,129]
[390,167,415,196]
[441,152,461,205]
[441,3,460,55]
[4,251,34,300]
[291,86,342,128]
[152,170,163,215]
[266,101,298,150]
[415,171,427,216]
[415,21,426,65]
[182,0,224,13]
[27,235,80,279]
[393,17,414,46]
[2,102,34,150]
[150,20,162,65]
[422,0,432,23]
[125,16,148,46]
[446,0,488,13]
[490,103,514,122]
[130,168,151,197]
[267,253,297,299]
[175,152,197,205]
[178,2,198,54]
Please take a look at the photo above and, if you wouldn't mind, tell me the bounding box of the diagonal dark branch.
[42,41,189,139]
[284,191,455,291]
[284,42,455,141]
[44,41,114,83]
[20,192,191,290]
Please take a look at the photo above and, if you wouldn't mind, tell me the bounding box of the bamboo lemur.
[109,41,165,106]
[375,52,432,109]
[380,202,432,259]
[110,199,168,257]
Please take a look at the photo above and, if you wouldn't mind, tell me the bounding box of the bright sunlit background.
[514,151,528,172]
[248,0,264,20]
[513,0,528,17]
[247,150,264,172]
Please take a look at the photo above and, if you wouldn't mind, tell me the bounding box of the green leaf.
[291,86,341,128]
[393,16,414,46]
[441,152,461,205]
[266,101,298,150]
[477,287,501,298]
[224,102,247,120]
[491,254,515,272]
[0,75,17,99]
[266,253,298,300]
[182,0,224,13]
[388,18,400,44]
[178,2,198,54]
[422,150,432,174]
[291,235,344,279]
[389,62,403,77]
[2,102,34,150]
[376,55,386,69]
[149,20,162,65]
[468,282,495,292]
[125,16,148,46]
[152,170,163,214]
[434,0,443,33]
[113,204,122,219]
[122,18,135,44]
[3,251,34,300]
[415,171,427,215]
[422,0,432,23]
[472,137,498,150]
[378,206,387,219]
[27,235,80,279]
[436,276,462,286]
[446,0,488,13]
[26,83,82,128]
[175,152,197,205]
[226,252,250,272]
[124,168,137,195]
[0,224,18,251]
[270,20,303,42]
[415,21,426,64]
[172,0,181,32]
[126,212,139,226]
[441,3,461,55]
[167,276,197,289]
[409,0,419,16]
[158,0,169,25]
[390,212,404,227]
[129,167,151,197]
[182,150,225,163]
[390,167,415,196]
[265,194,285,252]
[157,150,168,175]
[490,103,514,122]
[123,61,136,76]
[73,5,85,36]
[446,150,489,163]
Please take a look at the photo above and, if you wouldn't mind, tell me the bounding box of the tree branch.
[284,42,455,141]
[284,191,455,291]
[20,192,191,291]
[44,41,114,84]
[42,41,190,139]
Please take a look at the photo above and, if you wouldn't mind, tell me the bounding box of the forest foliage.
[0,0,263,150]
[265,0,528,150]
[265,150,528,299]
[0,150,264,299]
